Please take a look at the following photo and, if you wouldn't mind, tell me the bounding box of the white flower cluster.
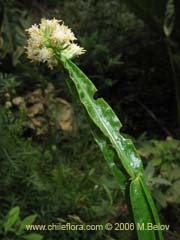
[26,18,86,68]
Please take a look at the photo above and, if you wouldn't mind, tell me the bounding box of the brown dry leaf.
[52,98,76,132]
[68,215,84,224]
[28,103,44,117]
[12,86,76,136]
[36,126,48,135]
[28,118,48,135]
[5,101,12,108]
[31,117,45,127]
[59,120,73,132]
[4,92,11,100]
[27,89,43,104]
[45,83,55,97]
[166,136,173,141]
[12,96,26,107]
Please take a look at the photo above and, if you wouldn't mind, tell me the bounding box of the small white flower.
[61,43,86,59]
[51,24,76,45]
[25,18,85,68]
[40,18,60,31]
[26,24,39,36]
[26,24,43,46]
[38,47,53,62]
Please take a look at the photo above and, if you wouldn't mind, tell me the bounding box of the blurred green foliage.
[137,138,180,207]
[0,106,132,240]
[0,206,43,240]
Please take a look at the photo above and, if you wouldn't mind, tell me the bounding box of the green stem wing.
[130,177,156,240]
[93,132,127,192]
[61,58,143,178]
[139,177,164,240]
[60,58,163,240]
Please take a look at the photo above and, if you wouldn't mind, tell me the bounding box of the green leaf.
[13,46,24,66]
[166,179,180,203]
[23,233,43,240]
[18,214,37,234]
[169,167,180,181]
[4,206,20,230]
[145,162,155,182]
[139,178,163,240]
[93,132,127,191]
[130,177,156,240]
[102,183,113,206]
[153,190,167,208]
[152,177,171,186]
[108,54,123,67]
[163,0,175,37]
[62,59,143,178]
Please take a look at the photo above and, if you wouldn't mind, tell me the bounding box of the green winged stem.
[59,57,163,240]
[93,132,127,192]
[93,130,163,239]
[61,58,143,178]
[139,177,164,240]
[130,177,156,240]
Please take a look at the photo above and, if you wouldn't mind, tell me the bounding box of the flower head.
[25,18,86,68]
